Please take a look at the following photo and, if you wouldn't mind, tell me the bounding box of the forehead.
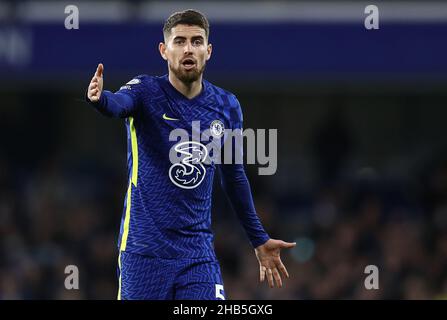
[169,24,206,39]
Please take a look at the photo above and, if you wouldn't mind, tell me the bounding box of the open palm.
[255,238,296,288]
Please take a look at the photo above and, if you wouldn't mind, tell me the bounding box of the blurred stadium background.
[1,0,447,299]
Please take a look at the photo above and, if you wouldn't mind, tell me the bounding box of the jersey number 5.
[215,284,225,300]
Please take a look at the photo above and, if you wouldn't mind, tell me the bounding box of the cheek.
[199,50,210,62]
[166,53,179,65]
[165,48,180,62]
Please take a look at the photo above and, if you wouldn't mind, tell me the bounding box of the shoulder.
[121,74,156,87]
[206,80,241,110]
[119,74,161,96]
[206,80,244,126]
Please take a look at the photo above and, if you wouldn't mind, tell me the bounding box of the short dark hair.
[163,9,210,40]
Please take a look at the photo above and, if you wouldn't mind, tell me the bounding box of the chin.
[171,64,205,84]
[179,72,200,83]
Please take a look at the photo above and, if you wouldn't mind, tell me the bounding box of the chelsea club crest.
[210,120,225,138]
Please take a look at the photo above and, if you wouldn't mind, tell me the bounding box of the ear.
[206,43,212,61]
[159,42,167,61]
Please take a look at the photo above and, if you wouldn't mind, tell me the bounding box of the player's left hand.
[254,239,296,288]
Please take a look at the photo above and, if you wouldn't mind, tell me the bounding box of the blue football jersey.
[91,74,270,259]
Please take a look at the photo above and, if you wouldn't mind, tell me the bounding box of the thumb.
[279,240,296,249]
[95,63,104,78]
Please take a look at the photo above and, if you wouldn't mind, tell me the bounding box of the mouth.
[181,58,196,70]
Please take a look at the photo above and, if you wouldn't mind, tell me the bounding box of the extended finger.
[267,268,274,288]
[273,268,282,288]
[279,241,297,249]
[95,63,104,77]
[260,266,266,282]
[277,260,290,279]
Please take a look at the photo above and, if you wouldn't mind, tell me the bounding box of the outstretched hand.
[87,63,104,102]
[255,239,296,288]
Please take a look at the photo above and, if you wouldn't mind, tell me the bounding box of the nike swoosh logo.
[162,113,179,121]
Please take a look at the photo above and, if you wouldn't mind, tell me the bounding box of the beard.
[169,61,206,84]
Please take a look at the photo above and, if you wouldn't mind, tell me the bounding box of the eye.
[193,39,203,46]
[174,39,185,45]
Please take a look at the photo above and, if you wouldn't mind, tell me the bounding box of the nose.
[184,41,193,54]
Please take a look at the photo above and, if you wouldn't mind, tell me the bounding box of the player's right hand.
[87,63,104,102]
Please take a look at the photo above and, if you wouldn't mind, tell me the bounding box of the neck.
[168,73,203,99]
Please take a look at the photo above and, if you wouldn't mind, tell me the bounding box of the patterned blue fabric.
[118,251,225,300]
[89,74,270,260]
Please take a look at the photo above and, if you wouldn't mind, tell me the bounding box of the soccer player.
[86,9,296,300]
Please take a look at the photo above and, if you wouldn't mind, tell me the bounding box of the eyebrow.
[173,35,204,41]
